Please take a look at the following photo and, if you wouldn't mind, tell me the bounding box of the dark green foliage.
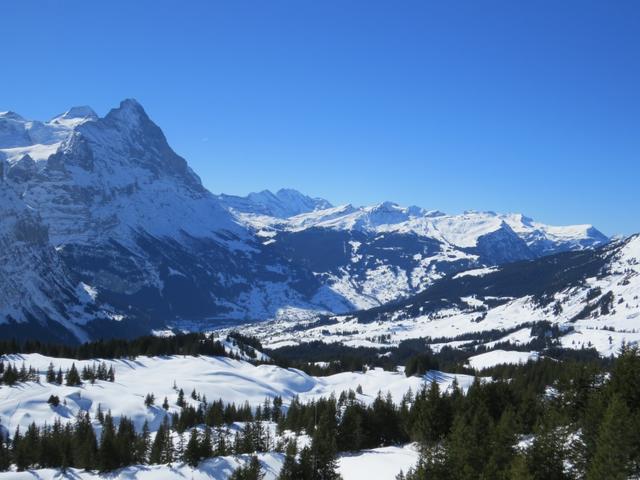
[229,456,264,480]
[184,428,201,467]
[402,346,640,480]
[0,332,231,360]
[65,363,82,386]
[586,395,634,480]
[81,361,115,383]
[0,361,38,385]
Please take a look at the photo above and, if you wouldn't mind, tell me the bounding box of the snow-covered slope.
[0,353,476,438]
[277,204,606,256]
[0,352,432,479]
[0,444,420,480]
[242,235,640,357]
[0,181,113,344]
[218,188,332,218]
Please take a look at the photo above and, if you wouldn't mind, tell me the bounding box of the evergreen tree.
[184,428,201,467]
[149,421,167,464]
[277,441,300,480]
[74,411,98,469]
[98,411,118,471]
[177,388,186,408]
[46,362,56,383]
[483,408,518,479]
[526,411,568,480]
[311,407,342,480]
[586,395,634,480]
[136,420,151,463]
[65,363,82,386]
[200,426,213,459]
[230,455,265,480]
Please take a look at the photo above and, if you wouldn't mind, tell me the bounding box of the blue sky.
[1,1,639,235]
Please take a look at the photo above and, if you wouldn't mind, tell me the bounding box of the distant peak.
[58,106,98,120]
[119,98,144,111]
[0,111,26,121]
[373,201,400,210]
[276,188,303,196]
[105,98,148,127]
[50,106,98,126]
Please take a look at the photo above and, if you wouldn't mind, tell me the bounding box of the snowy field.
[0,444,420,480]
[0,353,477,436]
[466,349,540,370]
[0,354,432,479]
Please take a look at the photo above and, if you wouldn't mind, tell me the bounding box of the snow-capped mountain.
[218,188,332,218]
[231,201,607,310]
[0,99,613,343]
[240,201,606,257]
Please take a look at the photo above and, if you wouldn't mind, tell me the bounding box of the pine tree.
[0,433,9,471]
[74,411,98,469]
[149,421,166,464]
[46,362,56,383]
[200,426,213,459]
[446,402,493,480]
[586,395,633,480]
[95,403,104,425]
[277,441,299,480]
[483,407,518,479]
[98,411,118,471]
[230,455,265,480]
[311,407,342,480]
[184,428,201,467]
[65,363,82,386]
[526,411,568,480]
[508,454,534,480]
[136,420,151,463]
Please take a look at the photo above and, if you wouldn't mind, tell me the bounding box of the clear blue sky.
[2,1,639,235]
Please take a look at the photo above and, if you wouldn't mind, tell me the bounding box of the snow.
[218,188,332,219]
[338,444,420,480]
[277,206,605,253]
[454,266,498,279]
[0,444,421,479]
[0,354,478,437]
[243,235,640,357]
[0,453,285,480]
[0,142,61,164]
[467,350,540,370]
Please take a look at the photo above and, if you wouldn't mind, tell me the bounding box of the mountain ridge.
[0,99,619,343]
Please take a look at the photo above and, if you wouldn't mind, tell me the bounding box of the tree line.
[398,345,640,479]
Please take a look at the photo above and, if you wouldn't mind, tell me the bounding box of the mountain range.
[0,100,616,343]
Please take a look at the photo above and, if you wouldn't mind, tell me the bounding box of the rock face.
[0,100,610,343]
